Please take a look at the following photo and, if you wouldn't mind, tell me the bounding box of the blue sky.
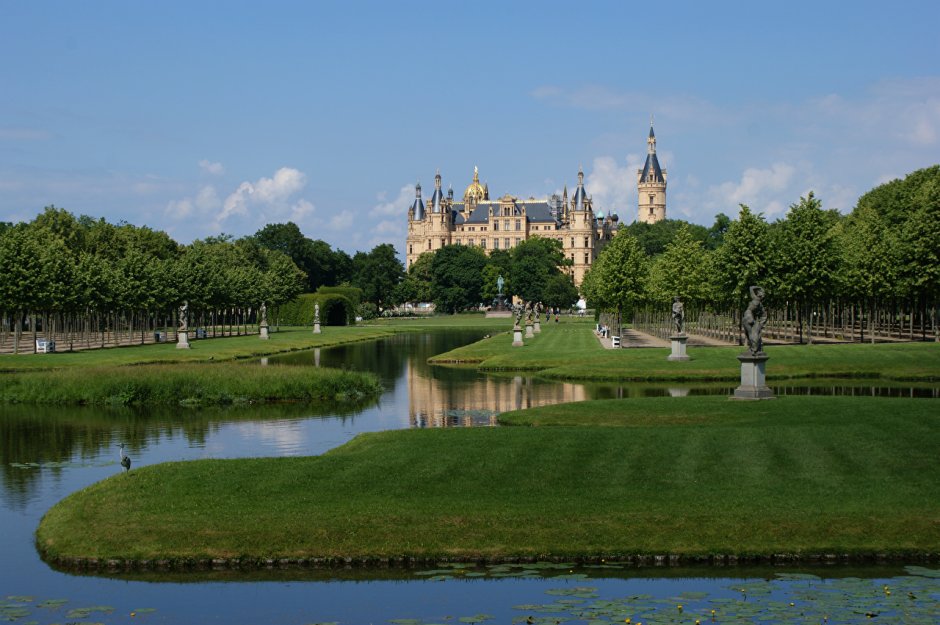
[2,1,938,254]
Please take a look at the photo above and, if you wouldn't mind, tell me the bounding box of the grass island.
[35,316,940,567]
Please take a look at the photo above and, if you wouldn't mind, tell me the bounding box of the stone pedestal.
[313,322,321,334]
[176,331,190,349]
[512,325,524,347]
[525,322,534,338]
[259,324,270,340]
[534,320,541,333]
[733,353,774,400]
[667,334,690,361]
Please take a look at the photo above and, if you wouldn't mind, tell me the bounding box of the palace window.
[481,239,486,249]
[504,237,510,248]
[584,236,589,247]
[493,239,499,249]
[515,219,521,231]
[494,221,499,231]
[571,237,575,248]
[469,238,474,246]
[409,244,413,254]
[515,237,521,246]
[649,194,655,205]
[584,253,589,265]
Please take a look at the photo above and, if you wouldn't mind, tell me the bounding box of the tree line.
[0,210,409,353]
[583,166,940,343]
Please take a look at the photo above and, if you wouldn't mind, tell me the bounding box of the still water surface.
[2,330,937,624]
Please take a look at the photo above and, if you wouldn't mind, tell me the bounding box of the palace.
[404,124,667,287]
[405,166,618,286]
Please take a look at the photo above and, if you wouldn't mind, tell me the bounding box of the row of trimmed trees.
[583,166,940,343]
[0,208,305,353]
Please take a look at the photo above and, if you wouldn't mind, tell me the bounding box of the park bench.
[611,336,621,348]
[36,339,56,353]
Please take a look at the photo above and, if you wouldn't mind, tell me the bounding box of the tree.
[542,272,580,310]
[583,230,648,335]
[711,205,771,309]
[622,219,710,256]
[509,237,570,303]
[350,244,404,309]
[429,245,488,313]
[394,251,434,304]
[647,223,711,305]
[773,192,841,342]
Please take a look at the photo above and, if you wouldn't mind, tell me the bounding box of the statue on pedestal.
[672,296,685,335]
[497,275,504,296]
[178,301,188,332]
[259,301,267,326]
[742,286,767,356]
[314,303,320,324]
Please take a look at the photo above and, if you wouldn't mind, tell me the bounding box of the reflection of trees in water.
[0,400,373,508]
[270,331,487,383]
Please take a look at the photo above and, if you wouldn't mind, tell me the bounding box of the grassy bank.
[38,396,940,563]
[1,362,382,406]
[0,325,401,372]
[430,319,940,381]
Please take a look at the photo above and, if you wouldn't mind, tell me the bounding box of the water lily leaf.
[388,619,422,625]
[132,608,157,613]
[36,599,67,609]
[457,614,493,623]
[415,569,456,576]
[66,606,115,619]
[4,597,33,603]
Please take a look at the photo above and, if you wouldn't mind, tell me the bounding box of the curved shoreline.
[42,550,940,574]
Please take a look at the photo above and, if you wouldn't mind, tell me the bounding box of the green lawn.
[0,316,511,372]
[431,318,940,381]
[37,395,940,563]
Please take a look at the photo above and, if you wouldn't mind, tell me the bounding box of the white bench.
[36,339,56,353]
[611,336,621,348]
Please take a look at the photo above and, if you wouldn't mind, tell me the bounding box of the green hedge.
[317,286,362,310]
[274,292,356,326]
[274,293,318,326]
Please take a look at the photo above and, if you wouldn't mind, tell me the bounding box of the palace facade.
[405,166,618,286]
[404,124,667,286]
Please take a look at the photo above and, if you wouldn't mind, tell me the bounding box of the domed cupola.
[411,181,425,220]
[463,166,487,203]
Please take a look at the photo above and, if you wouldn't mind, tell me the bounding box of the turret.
[430,169,444,213]
[411,182,425,221]
[637,117,667,224]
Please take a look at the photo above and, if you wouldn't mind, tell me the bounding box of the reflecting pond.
[2,329,938,624]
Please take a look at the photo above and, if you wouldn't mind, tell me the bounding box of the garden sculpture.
[742,286,767,356]
[178,301,188,331]
[672,296,685,335]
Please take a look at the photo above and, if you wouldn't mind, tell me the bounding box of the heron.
[118,443,131,472]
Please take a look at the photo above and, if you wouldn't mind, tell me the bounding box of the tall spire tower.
[636,118,667,224]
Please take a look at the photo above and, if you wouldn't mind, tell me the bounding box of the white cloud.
[706,162,796,215]
[372,184,415,218]
[165,184,220,220]
[219,167,308,222]
[199,159,225,175]
[584,154,644,217]
[328,209,354,231]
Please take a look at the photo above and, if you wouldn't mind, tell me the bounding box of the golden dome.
[463,166,487,202]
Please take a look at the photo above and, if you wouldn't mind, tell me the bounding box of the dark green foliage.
[622,218,710,256]
[316,286,363,311]
[509,237,570,303]
[252,222,352,291]
[350,243,405,308]
[430,245,488,313]
[318,294,355,326]
[273,293,320,326]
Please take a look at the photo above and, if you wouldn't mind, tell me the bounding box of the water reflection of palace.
[406,361,587,428]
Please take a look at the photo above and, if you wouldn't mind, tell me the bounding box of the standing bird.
[118,443,131,472]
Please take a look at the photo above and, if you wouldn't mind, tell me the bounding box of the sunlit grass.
[38,396,940,561]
